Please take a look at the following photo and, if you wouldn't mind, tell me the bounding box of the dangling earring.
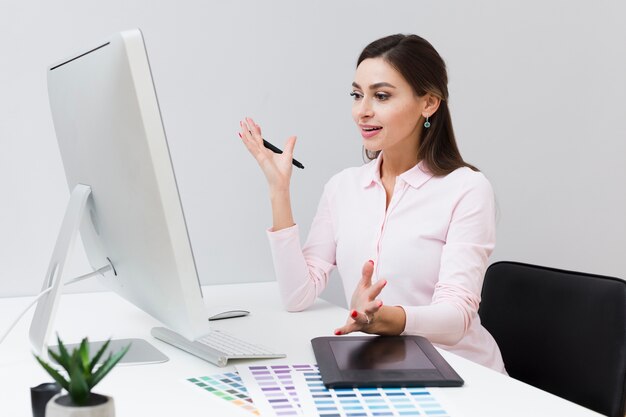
[423,114,431,129]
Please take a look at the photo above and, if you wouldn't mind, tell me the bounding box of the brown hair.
[358,34,477,175]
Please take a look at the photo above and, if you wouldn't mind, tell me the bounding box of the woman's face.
[351,58,426,154]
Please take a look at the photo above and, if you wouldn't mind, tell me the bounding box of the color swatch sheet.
[186,372,260,415]
[237,364,455,417]
[237,364,311,416]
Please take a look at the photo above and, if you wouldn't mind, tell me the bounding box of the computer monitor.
[30,29,211,357]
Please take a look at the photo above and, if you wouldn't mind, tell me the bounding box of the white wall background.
[1,1,625,305]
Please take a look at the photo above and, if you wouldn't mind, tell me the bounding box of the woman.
[238,34,505,373]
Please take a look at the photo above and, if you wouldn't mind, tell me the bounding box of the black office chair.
[479,261,626,417]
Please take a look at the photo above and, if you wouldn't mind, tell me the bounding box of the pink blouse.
[266,154,506,373]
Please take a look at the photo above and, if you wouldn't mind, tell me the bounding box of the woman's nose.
[356,99,374,119]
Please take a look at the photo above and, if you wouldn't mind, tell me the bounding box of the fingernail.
[378,300,383,307]
[368,260,374,265]
[238,132,242,138]
[351,310,358,318]
[334,330,342,336]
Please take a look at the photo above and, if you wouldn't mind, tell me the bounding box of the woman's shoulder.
[439,166,493,195]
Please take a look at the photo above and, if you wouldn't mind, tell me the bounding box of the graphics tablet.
[311,336,463,388]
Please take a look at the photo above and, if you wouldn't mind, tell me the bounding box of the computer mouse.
[207,308,250,321]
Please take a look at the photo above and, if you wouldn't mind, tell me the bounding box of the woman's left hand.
[334,260,387,335]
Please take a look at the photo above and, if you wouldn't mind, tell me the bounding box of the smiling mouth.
[362,127,382,132]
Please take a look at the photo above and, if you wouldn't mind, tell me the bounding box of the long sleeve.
[266,182,337,312]
[401,174,496,346]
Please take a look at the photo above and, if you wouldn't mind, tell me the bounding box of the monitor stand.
[29,184,168,365]
[58,338,168,366]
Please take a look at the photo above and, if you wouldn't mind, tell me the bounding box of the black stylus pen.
[263,139,305,169]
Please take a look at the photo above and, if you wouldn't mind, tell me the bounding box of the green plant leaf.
[78,338,90,372]
[68,350,89,406]
[89,343,130,389]
[47,348,71,375]
[34,354,70,392]
[56,334,71,369]
[88,339,111,373]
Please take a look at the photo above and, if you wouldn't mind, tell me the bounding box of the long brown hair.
[358,34,477,175]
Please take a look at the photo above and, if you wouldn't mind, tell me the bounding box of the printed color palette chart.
[186,372,260,415]
[237,364,312,416]
[237,364,454,417]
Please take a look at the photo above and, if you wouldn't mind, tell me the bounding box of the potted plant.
[34,335,130,417]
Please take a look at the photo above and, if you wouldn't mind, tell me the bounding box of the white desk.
[0,282,602,416]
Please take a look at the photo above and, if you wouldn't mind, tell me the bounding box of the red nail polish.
[368,260,374,265]
[351,310,358,318]
[378,300,383,307]
[238,132,242,138]
[335,330,342,335]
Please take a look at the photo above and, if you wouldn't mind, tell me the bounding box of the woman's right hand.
[238,117,297,192]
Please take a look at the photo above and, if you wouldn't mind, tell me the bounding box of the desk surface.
[0,282,602,416]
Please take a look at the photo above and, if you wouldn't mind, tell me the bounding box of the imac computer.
[30,29,285,366]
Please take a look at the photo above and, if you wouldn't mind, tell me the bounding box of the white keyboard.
[151,327,286,367]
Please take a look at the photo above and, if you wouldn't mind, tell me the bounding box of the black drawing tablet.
[311,335,464,388]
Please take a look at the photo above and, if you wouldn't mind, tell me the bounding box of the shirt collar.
[360,153,384,188]
[360,152,434,189]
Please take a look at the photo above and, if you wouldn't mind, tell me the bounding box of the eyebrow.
[352,81,397,90]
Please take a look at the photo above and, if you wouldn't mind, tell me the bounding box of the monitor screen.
[32,29,210,349]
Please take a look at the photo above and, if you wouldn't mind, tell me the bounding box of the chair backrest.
[479,261,626,417]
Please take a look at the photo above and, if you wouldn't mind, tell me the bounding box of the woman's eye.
[375,92,390,101]
[350,91,363,100]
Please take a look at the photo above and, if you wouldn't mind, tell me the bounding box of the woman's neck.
[379,147,419,180]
